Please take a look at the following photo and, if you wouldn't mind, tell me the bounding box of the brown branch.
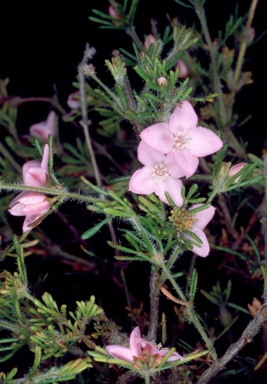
[196,303,267,384]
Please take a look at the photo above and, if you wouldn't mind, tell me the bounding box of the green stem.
[233,0,258,85]
[159,262,187,302]
[0,182,99,204]
[187,305,217,361]
[126,25,145,52]
[157,247,181,291]
[159,260,217,360]
[79,56,102,189]
[194,2,227,127]
[144,372,151,384]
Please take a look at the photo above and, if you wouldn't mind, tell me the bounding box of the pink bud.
[144,34,156,50]
[176,60,189,79]
[67,92,80,110]
[108,4,122,19]
[228,162,247,182]
[29,111,56,141]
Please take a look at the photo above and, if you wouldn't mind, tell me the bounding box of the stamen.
[152,164,169,179]
[169,207,198,232]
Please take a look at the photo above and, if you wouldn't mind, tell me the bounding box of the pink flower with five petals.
[129,141,183,206]
[106,327,183,365]
[140,100,223,178]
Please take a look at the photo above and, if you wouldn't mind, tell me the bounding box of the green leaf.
[81,217,112,240]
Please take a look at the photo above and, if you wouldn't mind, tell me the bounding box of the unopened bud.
[144,34,156,50]
[228,162,247,183]
[157,76,169,87]
[176,59,189,79]
[108,4,122,18]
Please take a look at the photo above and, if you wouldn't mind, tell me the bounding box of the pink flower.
[22,144,50,187]
[67,92,80,110]
[9,192,51,232]
[129,141,183,206]
[184,204,215,257]
[106,327,183,367]
[228,162,247,182]
[140,100,223,178]
[29,111,56,141]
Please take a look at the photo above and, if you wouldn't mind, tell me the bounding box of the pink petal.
[9,203,27,216]
[23,168,48,187]
[191,205,215,229]
[106,345,135,363]
[137,338,160,355]
[29,112,56,140]
[164,153,185,178]
[46,111,56,135]
[158,349,183,361]
[189,127,223,157]
[129,327,142,358]
[137,141,166,166]
[172,150,199,178]
[23,214,44,232]
[22,201,50,215]
[18,193,47,205]
[41,144,50,173]
[168,101,198,135]
[185,227,210,257]
[140,123,173,154]
[155,178,183,206]
[22,160,41,181]
[228,162,247,177]
[129,167,157,195]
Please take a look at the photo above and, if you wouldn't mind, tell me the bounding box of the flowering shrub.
[0,1,266,383]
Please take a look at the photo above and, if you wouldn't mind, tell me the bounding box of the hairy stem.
[147,268,160,341]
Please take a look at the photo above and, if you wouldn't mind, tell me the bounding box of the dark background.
[1,0,267,155]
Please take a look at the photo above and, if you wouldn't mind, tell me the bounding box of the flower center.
[169,207,198,232]
[173,132,189,149]
[152,164,169,179]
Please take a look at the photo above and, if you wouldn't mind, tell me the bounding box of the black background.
[1,0,267,155]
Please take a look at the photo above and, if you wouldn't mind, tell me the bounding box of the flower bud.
[228,162,247,183]
[157,76,169,87]
[144,34,156,50]
[67,92,80,110]
[176,59,189,79]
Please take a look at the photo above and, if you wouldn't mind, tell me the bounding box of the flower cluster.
[9,145,51,232]
[129,101,223,256]
[106,327,183,370]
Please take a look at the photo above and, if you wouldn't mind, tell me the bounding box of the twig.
[147,268,160,341]
[196,303,267,384]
